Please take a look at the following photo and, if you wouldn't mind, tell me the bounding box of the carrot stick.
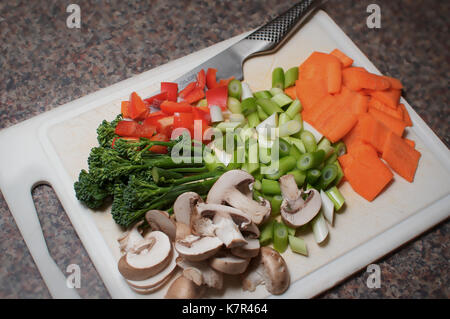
[399,103,413,127]
[330,49,354,68]
[369,98,403,120]
[326,57,342,94]
[342,67,391,91]
[369,88,401,109]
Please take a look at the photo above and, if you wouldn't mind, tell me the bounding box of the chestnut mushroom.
[175,235,223,261]
[176,257,223,290]
[165,275,205,299]
[145,210,176,242]
[209,251,250,275]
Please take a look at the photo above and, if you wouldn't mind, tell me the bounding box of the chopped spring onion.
[326,186,345,211]
[261,179,281,196]
[288,235,308,256]
[285,99,302,119]
[306,168,321,184]
[241,82,254,100]
[311,212,329,244]
[302,120,323,142]
[325,152,338,166]
[254,90,272,99]
[277,138,291,157]
[297,150,325,171]
[269,87,284,96]
[227,97,242,114]
[215,121,242,132]
[241,97,257,115]
[278,120,302,137]
[300,130,318,153]
[247,111,260,128]
[320,189,335,225]
[253,179,262,191]
[209,105,223,123]
[256,112,278,133]
[257,105,269,121]
[256,98,284,115]
[290,112,304,138]
[278,112,291,127]
[271,93,293,108]
[332,160,344,186]
[228,79,242,100]
[333,141,347,157]
[317,163,338,190]
[246,162,259,174]
[317,138,335,159]
[265,155,297,180]
[290,137,307,154]
[229,113,245,123]
[286,225,296,236]
[273,221,288,253]
[259,220,275,246]
[270,195,283,216]
[286,169,306,186]
[272,67,285,90]
[259,145,271,164]
[289,143,302,160]
[284,67,299,88]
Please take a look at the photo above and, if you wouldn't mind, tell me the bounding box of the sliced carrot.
[368,107,407,137]
[382,131,421,182]
[303,94,335,125]
[121,101,130,118]
[337,153,354,171]
[353,93,369,114]
[381,75,403,90]
[404,138,415,148]
[284,86,297,100]
[295,78,327,111]
[369,98,403,120]
[330,49,354,68]
[342,67,391,91]
[335,86,369,115]
[357,113,390,153]
[399,103,413,127]
[369,88,401,109]
[326,57,342,94]
[319,112,358,143]
[299,52,337,80]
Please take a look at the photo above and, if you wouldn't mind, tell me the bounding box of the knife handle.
[244,0,321,53]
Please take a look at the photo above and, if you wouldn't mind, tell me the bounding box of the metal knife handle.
[244,0,321,53]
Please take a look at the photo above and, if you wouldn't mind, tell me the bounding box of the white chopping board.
[0,10,449,299]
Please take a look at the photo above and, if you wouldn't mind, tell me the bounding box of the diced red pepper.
[144,92,167,108]
[149,133,169,154]
[206,85,228,110]
[183,87,205,104]
[179,82,196,99]
[115,120,140,137]
[161,82,178,102]
[146,110,167,119]
[193,106,211,125]
[129,92,148,120]
[173,112,194,138]
[111,136,140,148]
[160,101,193,114]
[136,123,157,138]
[155,116,174,136]
[218,76,235,87]
[121,101,131,118]
[206,68,219,89]
[196,69,206,90]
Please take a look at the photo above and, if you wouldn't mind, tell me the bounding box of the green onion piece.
[215,121,242,132]
[306,169,321,184]
[317,138,335,159]
[259,220,275,246]
[285,99,302,119]
[325,152,338,166]
[278,120,302,137]
[259,145,271,164]
[271,93,293,108]
[300,130,318,153]
[246,162,259,174]
[273,222,288,253]
[320,189,335,225]
[278,112,291,127]
[332,160,344,186]
[229,113,245,123]
[254,90,272,99]
[286,169,306,187]
[272,67,285,90]
[284,67,299,88]
[261,179,281,196]
[253,179,262,191]
[253,189,263,202]
[241,97,257,116]
[333,141,347,157]
[277,138,291,157]
[270,195,283,216]
[326,186,345,211]
[290,137,306,154]
[316,163,338,189]
[247,111,260,128]
[311,212,329,244]
[297,150,326,171]
[288,235,308,255]
[290,113,303,138]
[228,79,242,100]
[227,97,242,114]
[288,143,302,160]
[286,225,296,236]
[252,171,263,180]
[257,105,269,121]
[241,82,254,100]
[269,87,284,96]
[256,98,284,116]
[265,156,297,180]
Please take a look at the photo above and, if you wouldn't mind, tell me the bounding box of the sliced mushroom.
[175,221,192,241]
[117,220,145,254]
[126,249,178,291]
[206,170,271,225]
[230,237,260,259]
[176,257,223,290]
[165,275,206,299]
[212,212,247,248]
[279,174,322,227]
[240,222,260,239]
[195,203,252,230]
[118,231,172,281]
[174,192,203,225]
[145,210,176,242]
[175,235,223,261]
[241,246,290,295]
[209,252,250,275]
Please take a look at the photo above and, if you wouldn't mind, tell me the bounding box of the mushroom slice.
[176,257,223,290]
[117,220,145,254]
[175,236,223,261]
[241,246,290,295]
[145,210,176,242]
[240,222,260,239]
[118,231,172,281]
[206,170,271,225]
[191,216,217,237]
[209,252,250,275]
[174,192,203,225]
[195,203,252,230]
[279,174,322,227]
[165,275,206,299]
[230,237,260,259]
[175,221,192,241]
[126,249,178,291]
[213,212,247,248]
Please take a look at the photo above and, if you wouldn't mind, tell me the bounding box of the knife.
[172,0,322,90]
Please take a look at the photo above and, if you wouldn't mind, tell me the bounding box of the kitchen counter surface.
[0,0,448,298]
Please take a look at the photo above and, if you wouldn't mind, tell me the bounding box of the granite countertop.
[0,0,448,298]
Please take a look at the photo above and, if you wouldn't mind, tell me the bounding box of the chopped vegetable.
[311,212,329,244]
[160,82,178,102]
[206,85,228,110]
[273,222,288,253]
[297,150,325,171]
[288,235,308,256]
[330,48,353,68]
[261,179,282,195]
[228,79,242,100]
[284,67,299,88]
[272,67,285,90]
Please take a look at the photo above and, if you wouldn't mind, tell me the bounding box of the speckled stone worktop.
[0,0,448,298]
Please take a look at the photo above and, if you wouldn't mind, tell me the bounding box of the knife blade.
[171,0,322,90]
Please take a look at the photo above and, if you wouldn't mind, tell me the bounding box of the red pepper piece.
[129,92,149,120]
[193,107,211,125]
[115,120,140,137]
[183,87,205,104]
[121,101,131,118]
[218,76,235,87]
[173,112,194,138]
[136,123,157,138]
[155,116,174,136]
[206,68,219,89]
[144,92,168,108]
[206,85,228,110]
[196,69,206,90]
[160,101,193,114]
[149,133,169,154]
[161,82,178,102]
[179,82,196,99]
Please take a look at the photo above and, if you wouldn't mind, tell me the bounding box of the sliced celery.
[288,235,308,256]
[284,67,299,88]
[271,93,293,108]
[256,98,283,116]
[326,186,345,211]
[273,222,288,253]
[227,97,242,114]
[254,90,272,99]
[285,99,302,119]
[272,67,285,90]
[278,120,302,137]
[270,195,283,217]
[259,219,275,246]
[300,130,318,153]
